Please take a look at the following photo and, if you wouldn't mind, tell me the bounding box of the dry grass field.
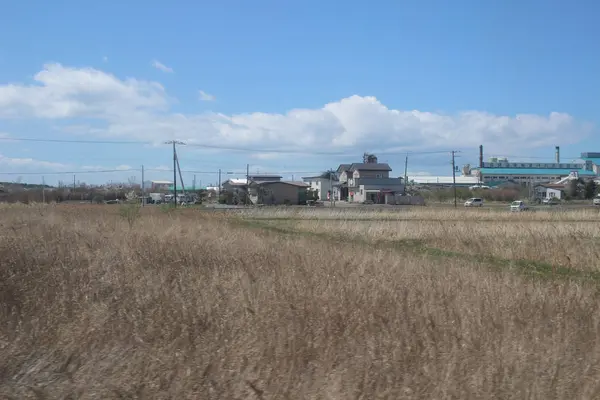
[2,204,600,399]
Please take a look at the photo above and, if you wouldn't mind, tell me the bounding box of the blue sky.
[0,0,599,186]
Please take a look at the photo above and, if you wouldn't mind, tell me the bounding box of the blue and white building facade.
[472,153,599,184]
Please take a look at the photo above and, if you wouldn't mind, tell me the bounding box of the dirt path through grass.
[233,218,600,282]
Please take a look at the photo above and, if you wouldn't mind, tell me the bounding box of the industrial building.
[409,145,600,188]
[468,146,600,184]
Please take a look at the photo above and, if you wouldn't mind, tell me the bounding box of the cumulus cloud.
[0,63,593,157]
[199,90,215,101]
[0,154,68,169]
[409,171,433,176]
[0,63,168,119]
[151,60,173,73]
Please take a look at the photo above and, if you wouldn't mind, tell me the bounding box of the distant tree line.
[0,188,128,204]
[565,179,598,200]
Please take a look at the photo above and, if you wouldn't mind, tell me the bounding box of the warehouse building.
[470,146,599,184]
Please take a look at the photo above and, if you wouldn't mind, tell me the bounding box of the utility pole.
[42,176,45,203]
[193,175,196,191]
[329,170,333,205]
[246,163,250,205]
[404,154,408,194]
[175,151,186,198]
[141,165,145,207]
[165,140,185,207]
[332,169,336,206]
[218,169,222,194]
[73,175,76,191]
[451,151,458,208]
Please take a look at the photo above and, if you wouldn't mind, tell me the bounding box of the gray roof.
[302,174,339,181]
[336,164,351,173]
[253,180,309,188]
[349,163,392,172]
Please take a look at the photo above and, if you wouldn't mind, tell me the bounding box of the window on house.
[376,173,383,178]
[360,189,363,195]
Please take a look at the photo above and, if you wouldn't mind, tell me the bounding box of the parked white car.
[511,200,529,212]
[464,198,483,207]
[542,197,560,205]
[593,196,600,206]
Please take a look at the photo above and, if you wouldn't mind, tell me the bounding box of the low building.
[534,184,565,200]
[470,147,599,184]
[248,181,309,205]
[221,175,282,193]
[302,174,337,200]
[408,175,480,187]
[150,180,173,191]
[248,174,282,183]
[222,178,248,193]
[581,152,600,175]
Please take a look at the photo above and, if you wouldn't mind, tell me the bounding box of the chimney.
[479,145,483,168]
[555,146,560,163]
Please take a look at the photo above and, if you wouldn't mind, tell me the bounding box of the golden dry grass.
[253,218,600,272]
[2,204,600,399]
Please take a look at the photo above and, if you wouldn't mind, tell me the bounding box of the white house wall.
[304,178,333,200]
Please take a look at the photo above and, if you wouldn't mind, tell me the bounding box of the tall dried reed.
[1,205,599,399]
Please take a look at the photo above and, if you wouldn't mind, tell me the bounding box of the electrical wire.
[0,137,147,145]
[0,168,326,176]
[0,136,463,156]
[0,168,139,175]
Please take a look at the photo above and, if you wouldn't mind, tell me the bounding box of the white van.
[511,201,528,212]
[464,198,483,207]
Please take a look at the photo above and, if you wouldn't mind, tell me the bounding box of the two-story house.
[302,173,337,201]
[335,156,404,203]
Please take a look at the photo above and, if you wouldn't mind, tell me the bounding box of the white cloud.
[151,60,173,73]
[0,63,168,120]
[0,154,68,169]
[0,63,593,157]
[250,153,285,160]
[409,171,432,176]
[81,164,134,171]
[149,165,171,171]
[199,90,215,101]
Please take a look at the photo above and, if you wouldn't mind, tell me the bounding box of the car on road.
[542,197,560,205]
[464,198,483,207]
[510,200,529,212]
[593,196,600,206]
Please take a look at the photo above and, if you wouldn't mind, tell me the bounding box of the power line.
[0,168,327,177]
[0,168,139,175]
[0,136,589,161]
[0,137,147,145]
[0,136,463,156]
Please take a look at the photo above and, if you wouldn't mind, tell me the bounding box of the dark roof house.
[348,163,392,172]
